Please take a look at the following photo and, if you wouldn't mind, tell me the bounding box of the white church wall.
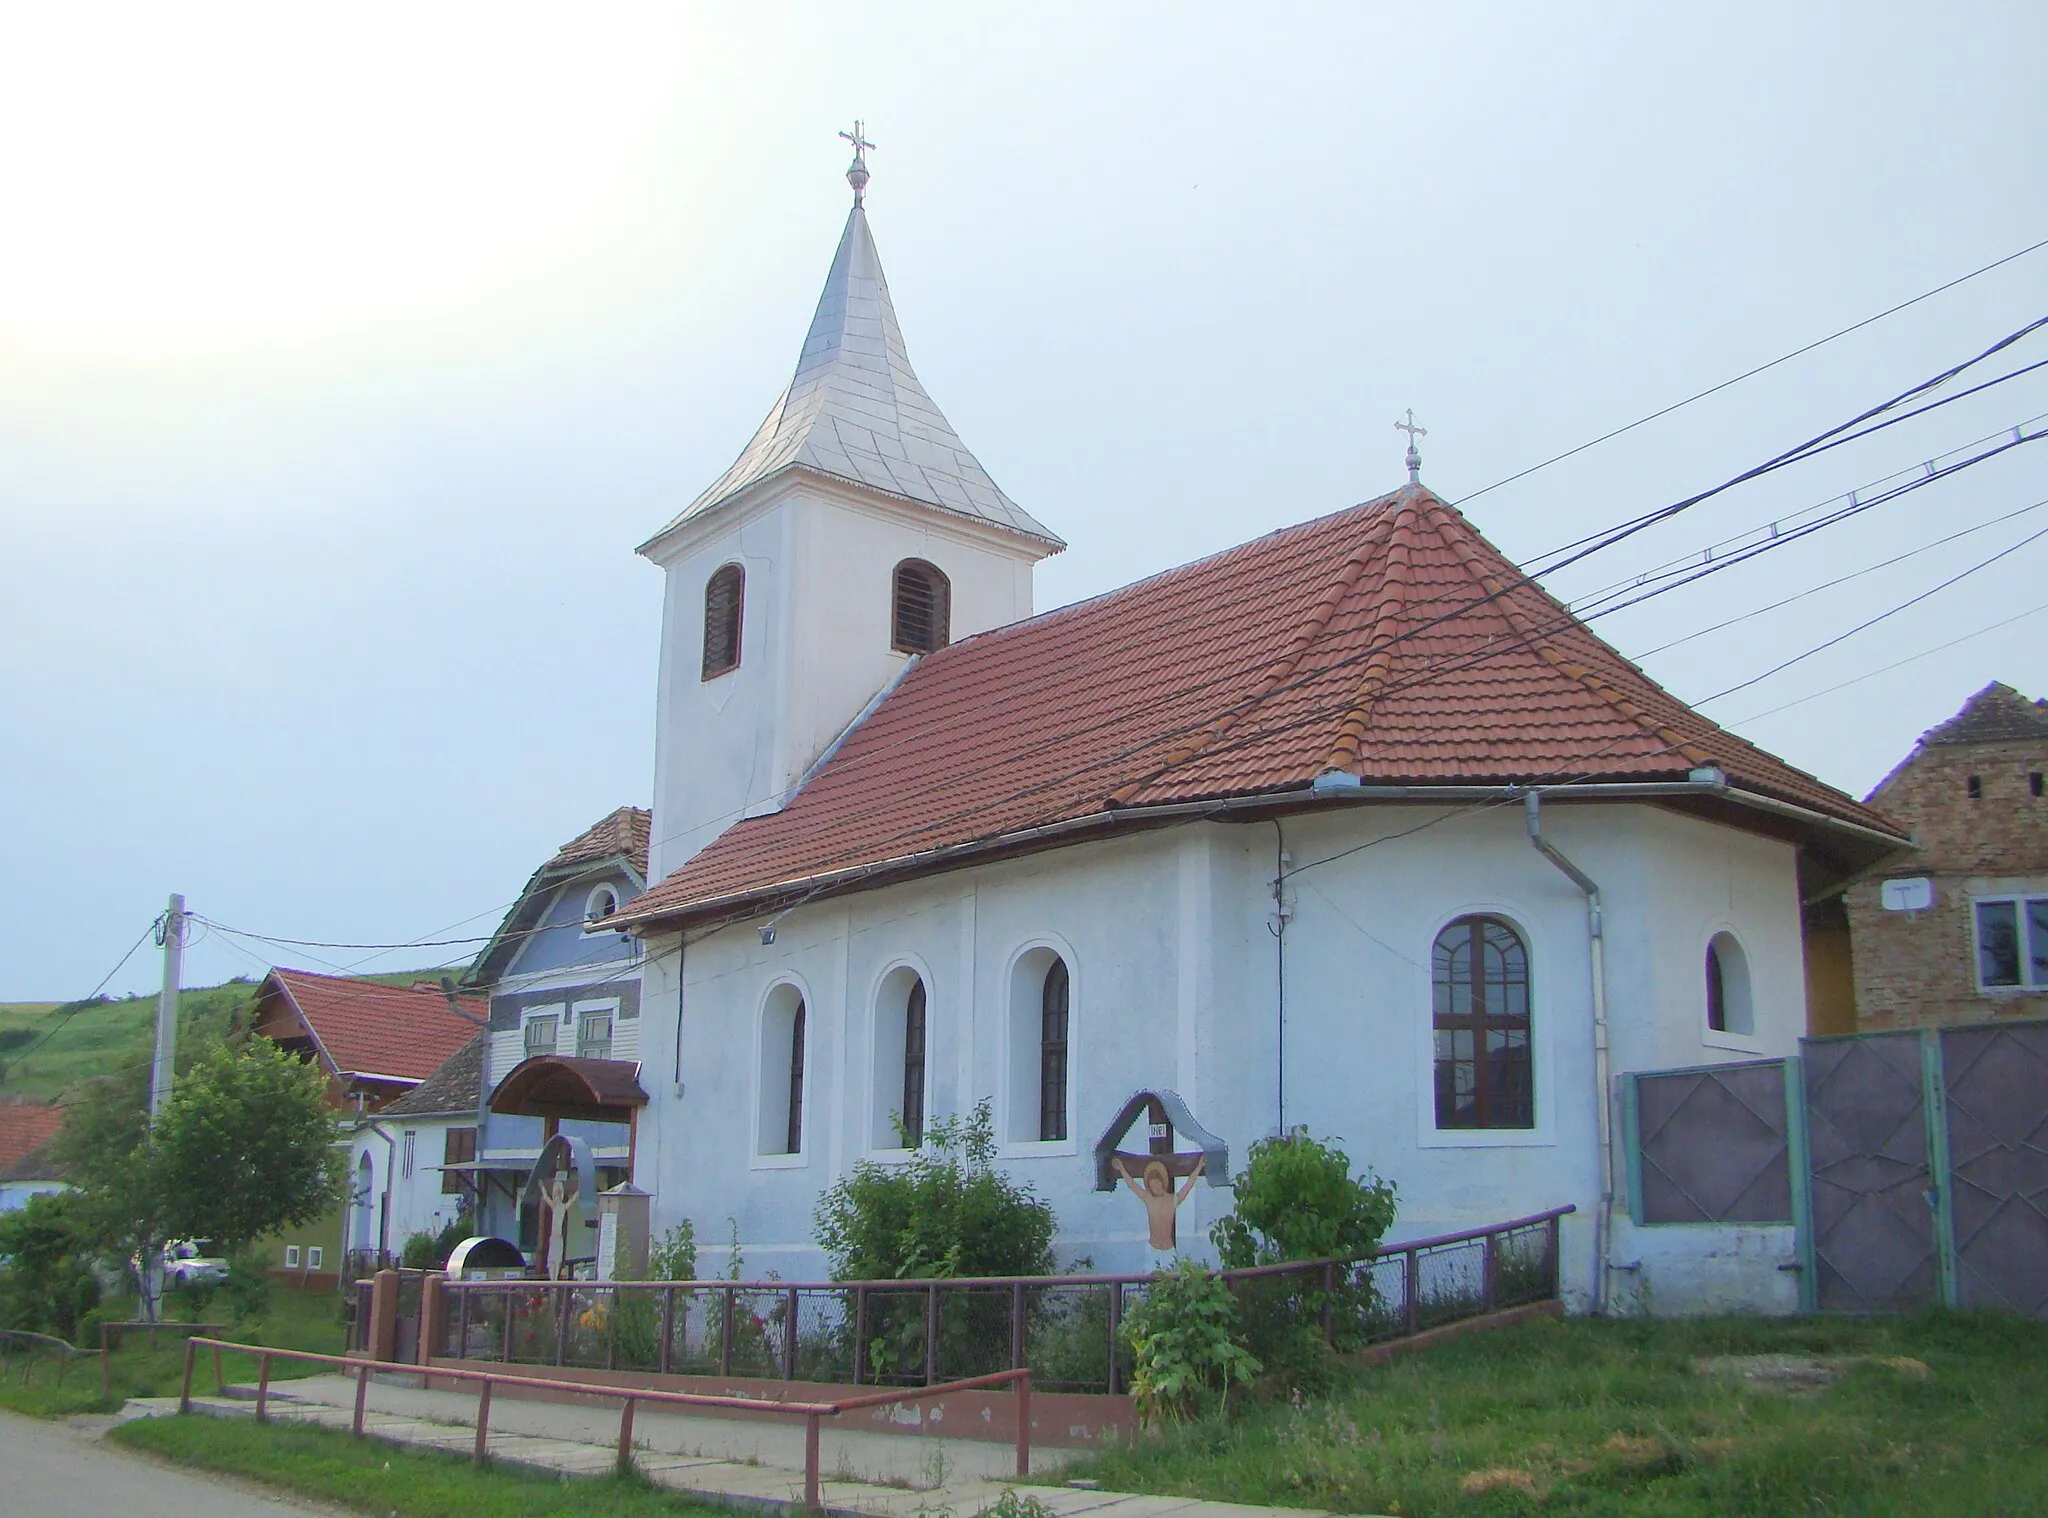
[632,798,1812,1311]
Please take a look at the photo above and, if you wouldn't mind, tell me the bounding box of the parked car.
[162,1239,228,1285]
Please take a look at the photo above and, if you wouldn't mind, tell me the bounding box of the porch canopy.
[489,1056,649,1125]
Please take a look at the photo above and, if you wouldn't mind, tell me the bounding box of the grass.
[0,970,459,1102]
[112,1414,725,1518]
[1062,1311,2048,1517]
[0,1284,348,1418]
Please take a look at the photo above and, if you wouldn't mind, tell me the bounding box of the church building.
[583,140,1906,1311]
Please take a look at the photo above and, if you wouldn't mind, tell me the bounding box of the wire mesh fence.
[440,1206,1568,1394]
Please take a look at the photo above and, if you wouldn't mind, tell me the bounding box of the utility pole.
[143,892,186,1324]
[149,893,187,1118]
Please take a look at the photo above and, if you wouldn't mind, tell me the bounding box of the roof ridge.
[1104,499,1405,803]
[1323,496,1424,772]
[1425,501,1715,770]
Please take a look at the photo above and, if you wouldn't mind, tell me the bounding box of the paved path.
[0,1407,329,1518]
[127,1373,1355,1518]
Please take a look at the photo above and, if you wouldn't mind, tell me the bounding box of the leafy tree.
[0,1191,103,1341]
[814,1100,1055,1281]
[47,1066,163,1295]
[151,1039,348,1254]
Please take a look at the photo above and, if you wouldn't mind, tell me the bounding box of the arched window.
[1432,915,1533,1130]
[1706,932,1754,1036]
[891,559,951,655]
[786,1001,806,1155]
[1039,959,1070,1142]
[758,985,807,1156]
[702,563,744,679]
[902,980,927,1147]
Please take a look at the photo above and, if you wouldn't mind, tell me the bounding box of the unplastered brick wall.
[1848,704,2048,1029]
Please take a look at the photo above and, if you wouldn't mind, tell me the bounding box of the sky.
[3,2,2046,1000]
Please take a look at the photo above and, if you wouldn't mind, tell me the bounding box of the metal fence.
[437,1207,1569,1395]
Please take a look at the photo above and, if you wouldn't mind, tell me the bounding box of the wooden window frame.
[702,563,745,679]
[890,559,951,656]
[1039,959,1070,1142]
[577,1010,614,1061]
[1431,915,1533,1131]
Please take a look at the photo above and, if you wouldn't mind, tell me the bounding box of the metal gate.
[1801,1031,1941,1312]
[1939,1023,2048,1315]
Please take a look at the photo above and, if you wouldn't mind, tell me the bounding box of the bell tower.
[640,129,1064,882]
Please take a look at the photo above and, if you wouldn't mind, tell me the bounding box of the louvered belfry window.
[891,559,951,655]
[702,563,745,679]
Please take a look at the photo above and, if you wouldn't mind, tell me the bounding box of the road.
[0,1410,329,1518]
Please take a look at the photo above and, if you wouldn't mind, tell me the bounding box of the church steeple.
[641,151,1062,554]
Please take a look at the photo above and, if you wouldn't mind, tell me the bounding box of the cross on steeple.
[839,120,875,207]
[1395,408,1427,484]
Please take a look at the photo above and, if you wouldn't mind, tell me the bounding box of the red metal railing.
[181,1336,1031,1510]
[440,1205,1573,1393]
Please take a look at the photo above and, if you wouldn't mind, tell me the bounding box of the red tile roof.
[548,806,651,878]
[624,485,1904,926]
[261,969,484,1084]
[0,1101,65,1176]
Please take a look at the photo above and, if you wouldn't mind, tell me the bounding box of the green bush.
[1120,1259,1260,1427]
[1210,1128,1396,1386]
[219,1246,272,1324]
[815,1101,1056,1383]
[0,1192,103,1342]
[649,1219,697,1282]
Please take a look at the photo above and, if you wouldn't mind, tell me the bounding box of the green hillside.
[0,970,457,1104]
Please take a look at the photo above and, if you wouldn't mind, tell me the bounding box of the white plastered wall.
[632,800,1811,1311]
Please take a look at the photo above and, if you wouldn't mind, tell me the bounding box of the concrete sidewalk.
[127,1372,1354,1518]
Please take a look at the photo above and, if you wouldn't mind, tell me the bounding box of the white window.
[285,1245,301,1268]
[307,1246,324,1270]
[870,967,930,1149]
[757,984,808,1157]
[1005,948,1071,1144]
[578,1010,614,1061]
[401,1131,417,1179]
[1705,932,1755,1036]
[583,885,622,930]
[524,1014,559,1057]
[1974,896,2048,989]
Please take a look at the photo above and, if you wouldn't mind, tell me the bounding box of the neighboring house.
[249,968,483,1281]
[580,153,1909,1312]
[1842,682,2048,1029]
[345,1035,485,1260]
[454,806,649,1267]
[0,1099,67,1213]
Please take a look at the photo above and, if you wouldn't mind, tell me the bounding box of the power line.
[1693,521,2048,708]
[1454,231,2048,511]
[4,919,164,1071]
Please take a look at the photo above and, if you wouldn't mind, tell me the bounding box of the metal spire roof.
[650,202,1063,551]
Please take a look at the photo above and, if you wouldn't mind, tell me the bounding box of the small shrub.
[1119,1259,1260,1427]
[649,1220,698,1282]
[1210,1128,1395,1386]
[218,1246,272,1324]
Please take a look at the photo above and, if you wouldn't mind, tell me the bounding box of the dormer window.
[702,563,744,679]
[891,559,950,655]
[584,885,621,928]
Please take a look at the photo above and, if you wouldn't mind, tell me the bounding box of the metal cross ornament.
[1395,408,1427,484]
[839,120,875,206]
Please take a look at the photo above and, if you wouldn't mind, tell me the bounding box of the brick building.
[1843,682,2048,1029]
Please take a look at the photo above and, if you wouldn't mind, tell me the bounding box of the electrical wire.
[1451,232,2048,511]
[3,919,167,1070]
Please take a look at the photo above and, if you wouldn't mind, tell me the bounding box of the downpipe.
[1526,792,1614,1315]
